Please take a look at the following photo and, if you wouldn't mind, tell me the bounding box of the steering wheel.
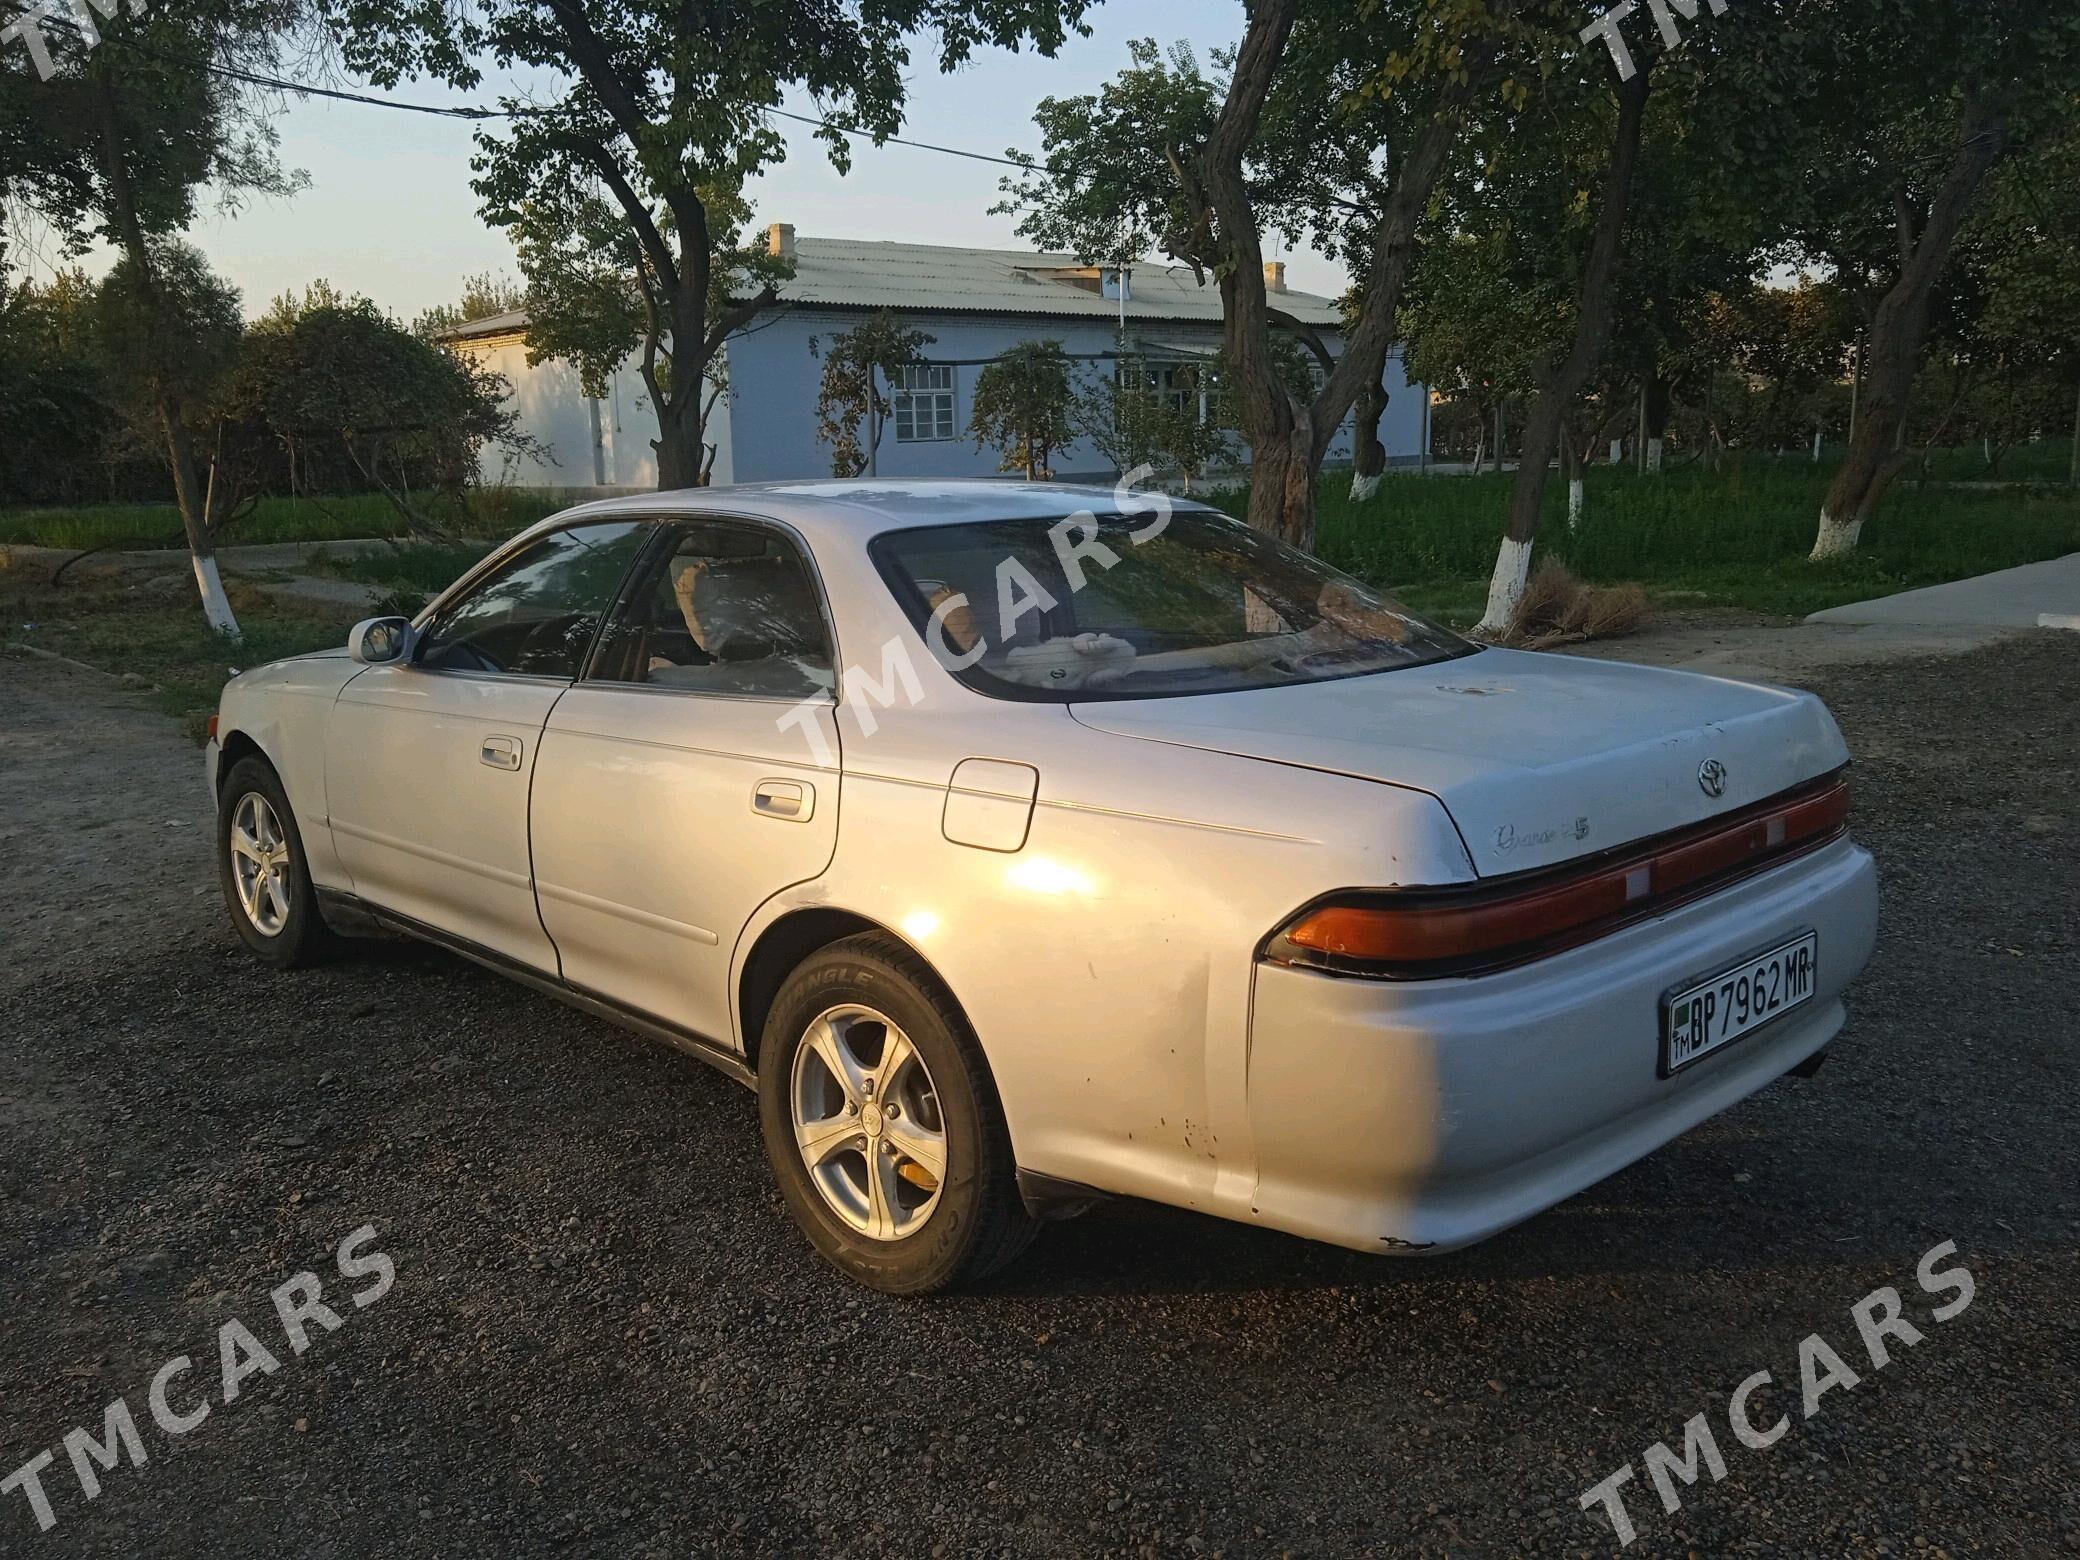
[511,614,575,673]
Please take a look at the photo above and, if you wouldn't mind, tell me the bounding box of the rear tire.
[217,755,328,968]
[757,933,1038,1293]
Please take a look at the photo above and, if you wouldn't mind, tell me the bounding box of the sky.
[34,0,1350,322]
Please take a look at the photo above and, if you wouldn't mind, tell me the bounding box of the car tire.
[757,932,1039,1293]
[217,754,329,968]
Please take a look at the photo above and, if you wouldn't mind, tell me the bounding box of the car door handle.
[480,735,523,771]
[751,779,812,822]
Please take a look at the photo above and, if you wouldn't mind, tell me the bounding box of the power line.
[764,106,1028,169]
[103,33,1036,166]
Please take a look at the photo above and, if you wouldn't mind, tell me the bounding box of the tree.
[1001,4,1554,551]
[331,0,1090,491]
[1712,0,2080,555]
[229,295,538,530]
[92,241,259,616]
[410,270,528,341]
[0,269,119,505]
[1473,66,1651,633]
[5,0,312,635]
[1967,134,2080,485]
[1072,358,1172,479]
[813,309,933,477]
[969,340,1075,479]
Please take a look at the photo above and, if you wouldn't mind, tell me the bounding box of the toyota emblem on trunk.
[1697,759,1728,798]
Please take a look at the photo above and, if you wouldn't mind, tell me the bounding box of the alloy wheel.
[228,791,291,938]
[789,1004,949,1241]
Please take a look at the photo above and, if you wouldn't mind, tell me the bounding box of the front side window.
[417,521,648,679]
[588,520,835,699]
[892,364,956,442]
[872,507,1469,702]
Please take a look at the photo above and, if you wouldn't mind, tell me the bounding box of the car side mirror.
[349,616,415,665]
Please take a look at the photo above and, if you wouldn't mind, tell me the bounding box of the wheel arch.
[736,908,973,1079]
[214,728,268,794]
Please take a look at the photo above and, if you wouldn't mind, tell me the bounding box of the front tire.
[757,933,1038,1293]
[217,755,327,968]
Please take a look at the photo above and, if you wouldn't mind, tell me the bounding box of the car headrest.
[671,555,823,662]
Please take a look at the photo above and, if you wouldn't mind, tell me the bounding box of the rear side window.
[587,520,835,700]
[417,522,649,679]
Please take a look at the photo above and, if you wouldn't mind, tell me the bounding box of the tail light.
[206,713,220,742]
[1265,772,1850,980]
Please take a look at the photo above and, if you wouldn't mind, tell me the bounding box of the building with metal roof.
[443,228,1426,491]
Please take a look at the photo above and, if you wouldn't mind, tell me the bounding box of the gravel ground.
[1,632,2076,1558]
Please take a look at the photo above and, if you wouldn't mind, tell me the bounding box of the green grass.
[1211,457,2080,624]
[4,578,353,737]
[0,489,563,552]
[308,540,498,597]
[1909,435,2077,485]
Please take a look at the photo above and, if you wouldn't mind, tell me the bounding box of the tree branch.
[544,129,679,294]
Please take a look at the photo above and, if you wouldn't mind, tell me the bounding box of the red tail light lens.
[1268,773,1850,979]
[206,713,220,742]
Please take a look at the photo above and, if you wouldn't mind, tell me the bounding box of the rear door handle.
[481,735,523,771]
[752,779,812,822]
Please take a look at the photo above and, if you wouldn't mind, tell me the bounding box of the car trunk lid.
[1069,648,1847,877]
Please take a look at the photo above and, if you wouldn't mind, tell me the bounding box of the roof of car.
[533,479,1208,550]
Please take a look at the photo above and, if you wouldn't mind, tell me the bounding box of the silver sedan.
[206,481,1877,1292]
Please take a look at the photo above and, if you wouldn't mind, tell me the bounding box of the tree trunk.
[653,372,706,489]
[1349,375,1388,502]
[1477,70,1651,638]
[1814,97,2008,558]
[92,67,239,637]
[1643,374,1669,472]
[1247,429,1317,551]
[1194,0,1481,549]
[2069,378,2079,489]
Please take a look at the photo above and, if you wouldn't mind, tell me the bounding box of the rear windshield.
[870,506,1470,702]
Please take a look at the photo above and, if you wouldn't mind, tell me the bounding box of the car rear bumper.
[204,736,221,802]
[1243,835,1878,1253]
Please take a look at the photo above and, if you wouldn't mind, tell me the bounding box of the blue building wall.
[715,307,1426,487]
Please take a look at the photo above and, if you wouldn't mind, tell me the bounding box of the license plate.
[1661,931,1818,1076]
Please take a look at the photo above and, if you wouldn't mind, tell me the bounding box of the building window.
[1123,359,1216,423]
[892,364,956,442]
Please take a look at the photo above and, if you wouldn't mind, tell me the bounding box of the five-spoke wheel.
[216,754,326,966]
[759,932,1038,1292]
[790,1004,950,1241]
[228,791,293,937]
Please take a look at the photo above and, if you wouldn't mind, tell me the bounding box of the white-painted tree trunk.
[1567,475,1584,531]
[1645,436,1663,473]
[1475,535,1533,638]
[192,554,242,639]
[1809,509,1863,560]
[1349,469,1380,502]
[1811,428,1821,462]
[1608,438,1623,464]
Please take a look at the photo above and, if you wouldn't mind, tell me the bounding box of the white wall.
[460,337,657,489]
